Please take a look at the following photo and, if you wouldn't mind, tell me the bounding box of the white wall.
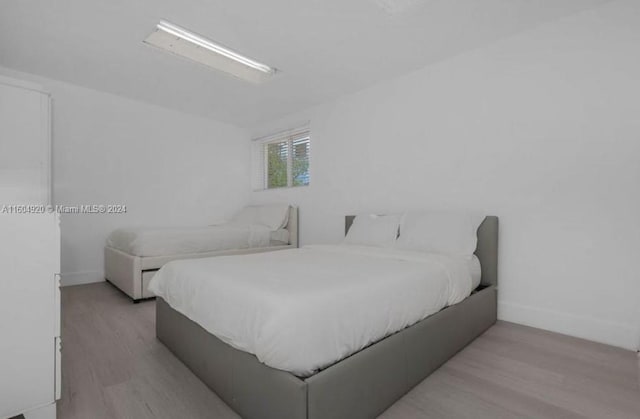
[0,66,250,286]
[249,0,640,350]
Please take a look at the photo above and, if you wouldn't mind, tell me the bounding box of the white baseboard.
[61,270,104,286]
[499,301,639,351]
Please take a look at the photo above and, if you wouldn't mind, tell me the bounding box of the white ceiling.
[0,0,607,127]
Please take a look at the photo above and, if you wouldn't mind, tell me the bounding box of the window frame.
[253,127,310,191]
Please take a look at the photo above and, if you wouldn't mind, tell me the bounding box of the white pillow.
[343,214,400,247]
[256,204,290,230]
[231,206,258,225]
[231,204,290,230]
[394,211,483,256]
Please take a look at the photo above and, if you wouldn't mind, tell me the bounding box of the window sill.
[253,184,310,192]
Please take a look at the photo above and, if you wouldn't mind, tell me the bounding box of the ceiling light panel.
[144,20,277,84]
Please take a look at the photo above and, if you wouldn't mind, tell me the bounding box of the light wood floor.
[58,282,640,419]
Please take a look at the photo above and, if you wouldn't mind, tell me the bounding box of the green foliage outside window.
[265,136,310,189]
[267,142,288,188]
[292,140,310,186]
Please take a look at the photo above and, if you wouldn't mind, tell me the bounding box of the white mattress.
[106,223,275,257]
[148,244,479,376]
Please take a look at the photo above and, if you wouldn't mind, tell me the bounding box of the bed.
[153,214,498,419]
[104,205,298,302]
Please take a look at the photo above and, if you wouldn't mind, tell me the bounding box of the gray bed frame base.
[156,216,498,419]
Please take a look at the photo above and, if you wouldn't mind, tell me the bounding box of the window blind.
[252,126,310,191]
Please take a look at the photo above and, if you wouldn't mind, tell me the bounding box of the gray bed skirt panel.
[305,285,497,419]
[156,298,308,419]
[157,285,497,419]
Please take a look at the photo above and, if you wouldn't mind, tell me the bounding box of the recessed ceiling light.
[144,20,277,84]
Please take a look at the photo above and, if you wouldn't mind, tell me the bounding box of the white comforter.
[148,245,476,376]
[106,223,273,257]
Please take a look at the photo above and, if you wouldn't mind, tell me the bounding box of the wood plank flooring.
[58,282,639,419]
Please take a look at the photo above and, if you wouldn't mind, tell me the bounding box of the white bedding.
[269,228,290,245]
[106,223,275,257]
[148,244,479,376]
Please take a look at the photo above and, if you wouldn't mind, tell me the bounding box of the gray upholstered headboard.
[344,215,499,287]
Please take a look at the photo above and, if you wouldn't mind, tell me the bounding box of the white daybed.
[105,206,298,302]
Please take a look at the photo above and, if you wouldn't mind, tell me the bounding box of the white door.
[0,76,57,418]
[0,213,59,418]
[0,77,51,205]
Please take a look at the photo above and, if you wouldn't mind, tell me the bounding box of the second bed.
[105,205,298,301]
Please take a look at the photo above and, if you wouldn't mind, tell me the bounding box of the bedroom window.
[253,127,310,190]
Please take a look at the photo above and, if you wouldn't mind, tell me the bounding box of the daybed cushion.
[232,204,290,230]
[106,223,273,257]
